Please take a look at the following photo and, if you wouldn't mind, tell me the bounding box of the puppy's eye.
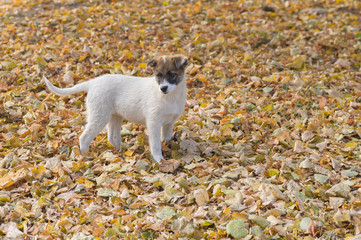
[156,73,163,78]
[169,72,178,79]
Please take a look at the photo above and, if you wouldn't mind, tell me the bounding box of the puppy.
[44,55,188,163]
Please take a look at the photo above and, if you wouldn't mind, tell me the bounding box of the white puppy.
[44,55,188,163]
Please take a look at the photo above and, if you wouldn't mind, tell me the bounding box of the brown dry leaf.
[193,189,209,206]
[159,159,181,173]
[148,221,166,231]
[55,191,77,203]
[319,96,327,109]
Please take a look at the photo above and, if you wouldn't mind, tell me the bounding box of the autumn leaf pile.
[1,0,361,239]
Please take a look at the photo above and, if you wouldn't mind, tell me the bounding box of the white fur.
[43,74,186,163]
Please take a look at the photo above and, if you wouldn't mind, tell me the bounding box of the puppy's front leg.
[147,121,163,163]
[162,120,176,143]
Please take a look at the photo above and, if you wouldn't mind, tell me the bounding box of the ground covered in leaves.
[1,0,361,239]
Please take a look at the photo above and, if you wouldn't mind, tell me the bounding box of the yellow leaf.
[220,118,230,124]
[232,212,248,220]
[139,62,147,69]
[31,165,46,179]
[73,161,88,172]
[84,179,95,188]
[7,24,16,32]
[196,74,207,82]
[243,52,252,63]
[0,194,11,202]
[0,169,27,189]
[217,36,225,44]
[73,147,81,156]
[6,136,21,148]
[345,141,357,149]
[36,56,47,67]
[263,103,273,111]
[292,55,306,70]
[268,169,280,177]
[124,149,134,157]
[79,54,88,62]
[209,231,216,238]
[76,177,84,184]
[220,125,232,136]
[56,34,63,41]
[223,208,231,215]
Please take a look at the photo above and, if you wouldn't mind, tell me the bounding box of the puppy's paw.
[161,131,173,143]
[163,138,172,143]
[163,133,175,143]
[153,154,164,164]
[80,145,89,154]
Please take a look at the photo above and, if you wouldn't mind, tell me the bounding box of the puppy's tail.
[43,76,89,96]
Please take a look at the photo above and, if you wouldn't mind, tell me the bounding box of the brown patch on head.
[148,55,188,85]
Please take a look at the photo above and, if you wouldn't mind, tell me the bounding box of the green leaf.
[226,220,248,238]
[300,217,311,231]
[104,228,117,238]
[230,117,241,123]
[141,231,153,239]
[291,172,300,180]
[156,206,176,220]
[97,188,118,197]
[342,170,358,178]
[184,163,196,170]
[246,103,256,111]
[249,215,270,229]
[263,86,273,93]
[251,225,263,236]
[314,174,328,184]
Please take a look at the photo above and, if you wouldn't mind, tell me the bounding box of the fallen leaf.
[0,222,24,239]
[159,159,181,173]
[193,189,209,206]
[156,206,176,220]
[226,220,248,239]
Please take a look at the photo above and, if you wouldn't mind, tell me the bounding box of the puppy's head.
[147,55,188,94]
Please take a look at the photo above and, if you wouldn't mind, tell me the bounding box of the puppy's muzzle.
[160,85,168,94]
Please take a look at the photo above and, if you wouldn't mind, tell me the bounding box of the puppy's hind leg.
[79,113,111,154]
[107,115,123,151]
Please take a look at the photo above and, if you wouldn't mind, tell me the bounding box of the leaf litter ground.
[1,0,361,239]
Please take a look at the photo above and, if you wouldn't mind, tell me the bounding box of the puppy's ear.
[147,59,158,68]
[173,56,188,69]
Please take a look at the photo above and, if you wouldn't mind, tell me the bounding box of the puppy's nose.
[160,86,168,93]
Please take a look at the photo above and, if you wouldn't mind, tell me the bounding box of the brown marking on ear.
[172,56,188,69]
[147,59,158,68]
